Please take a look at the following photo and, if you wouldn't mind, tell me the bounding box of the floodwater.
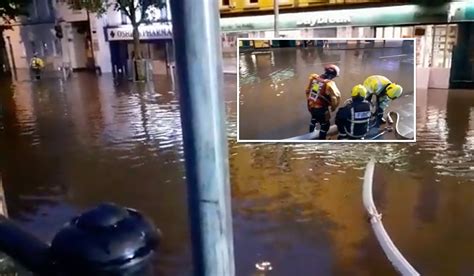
[239,45,415,140]
[0,72,473,276]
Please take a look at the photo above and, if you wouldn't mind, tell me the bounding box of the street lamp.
[274,0,279,37]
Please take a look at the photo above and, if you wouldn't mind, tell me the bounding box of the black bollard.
[0,203,160,276]
[51,203,160,276]
[0,216,51,274]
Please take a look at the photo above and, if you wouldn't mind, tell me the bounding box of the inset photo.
[237,39,415,142]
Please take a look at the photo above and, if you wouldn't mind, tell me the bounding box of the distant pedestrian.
[30,53,44,80]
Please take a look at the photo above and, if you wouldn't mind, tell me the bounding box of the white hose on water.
[363,160,420,276]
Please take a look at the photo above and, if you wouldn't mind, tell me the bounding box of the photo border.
[236,37,417,143]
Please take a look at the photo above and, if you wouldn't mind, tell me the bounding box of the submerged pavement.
[0,72,472,275]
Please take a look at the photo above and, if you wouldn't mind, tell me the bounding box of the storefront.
[105,23,173,76]
[447,1,474,88]
[220,4,467,89]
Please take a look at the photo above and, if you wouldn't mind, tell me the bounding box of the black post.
[6,36,16,80]
[169,0,235,275]
[86,10,100,75]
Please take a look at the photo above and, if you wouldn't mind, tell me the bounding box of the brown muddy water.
[239,46,415,140]
[0,72,473,276]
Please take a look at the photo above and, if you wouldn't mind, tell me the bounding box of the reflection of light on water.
[466,107,474,150]
[239,53,261,86]
[255,261,273,271]
[380,59,400,71]
[415,105,474,178]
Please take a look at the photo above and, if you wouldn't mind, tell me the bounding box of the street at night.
[1,0,474,275]
[0,72,473,275]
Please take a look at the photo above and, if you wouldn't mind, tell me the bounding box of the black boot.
[337,134,347,140]
[319,131,327,140]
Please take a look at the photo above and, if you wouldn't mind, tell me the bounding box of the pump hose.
[387,111,414,140]
[362,160,419,276]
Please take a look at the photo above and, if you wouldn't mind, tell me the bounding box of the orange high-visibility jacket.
[305,74,341,110]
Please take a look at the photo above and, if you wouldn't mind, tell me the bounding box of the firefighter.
[305,64,341,139]
[363,75,403,127]
[336,84,372,140]
[30,53,44,80]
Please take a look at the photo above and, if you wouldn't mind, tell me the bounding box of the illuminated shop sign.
[296,15,352,27]
[106,24,172,41]
[220,5,447,32]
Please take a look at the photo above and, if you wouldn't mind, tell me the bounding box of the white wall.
[55,1,87,22]
[416,67,430,89]
[103,8,123,26]
[90,13,112,73]
[71,26,87,68]
[3,26,28,69]
[428,68,450,89]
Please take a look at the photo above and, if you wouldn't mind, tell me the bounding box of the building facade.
[2,0,473,89]
[102,2,173,76]
[219,0,474,89]
[2,0,57,71]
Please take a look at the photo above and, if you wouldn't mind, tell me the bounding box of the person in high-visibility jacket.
[305,64,341,139]
[30,53,44,80]
[336,84,372,139]
[363,75,403,127]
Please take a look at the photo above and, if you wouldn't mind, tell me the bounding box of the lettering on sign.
[296,15,351,27]
[107,25,173,41]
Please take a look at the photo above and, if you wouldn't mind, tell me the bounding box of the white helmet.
[324,64,340,78]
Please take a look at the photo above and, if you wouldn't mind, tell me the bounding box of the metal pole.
[86,10,98,74]
[0,174,7,217]
[274,0,279,37]
[169,1,235,276]
[6,36,17,80]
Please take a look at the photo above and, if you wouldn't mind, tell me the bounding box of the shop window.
[151,42,167,61]
[431,25,457,68]
[375,27,383,38]
[393,27,401,38]
[401,26,414,38]
[383,26,394,38]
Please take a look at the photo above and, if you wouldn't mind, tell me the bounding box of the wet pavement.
[0,72,473,276]
[239,46,415,140]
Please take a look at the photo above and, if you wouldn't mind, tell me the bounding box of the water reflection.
[0,74,473,275]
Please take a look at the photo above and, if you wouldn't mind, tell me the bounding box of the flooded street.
[0,73,473,275]
[239,45,415,140]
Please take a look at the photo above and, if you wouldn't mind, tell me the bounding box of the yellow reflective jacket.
[363,75,391,96]
[30,57,44,69]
